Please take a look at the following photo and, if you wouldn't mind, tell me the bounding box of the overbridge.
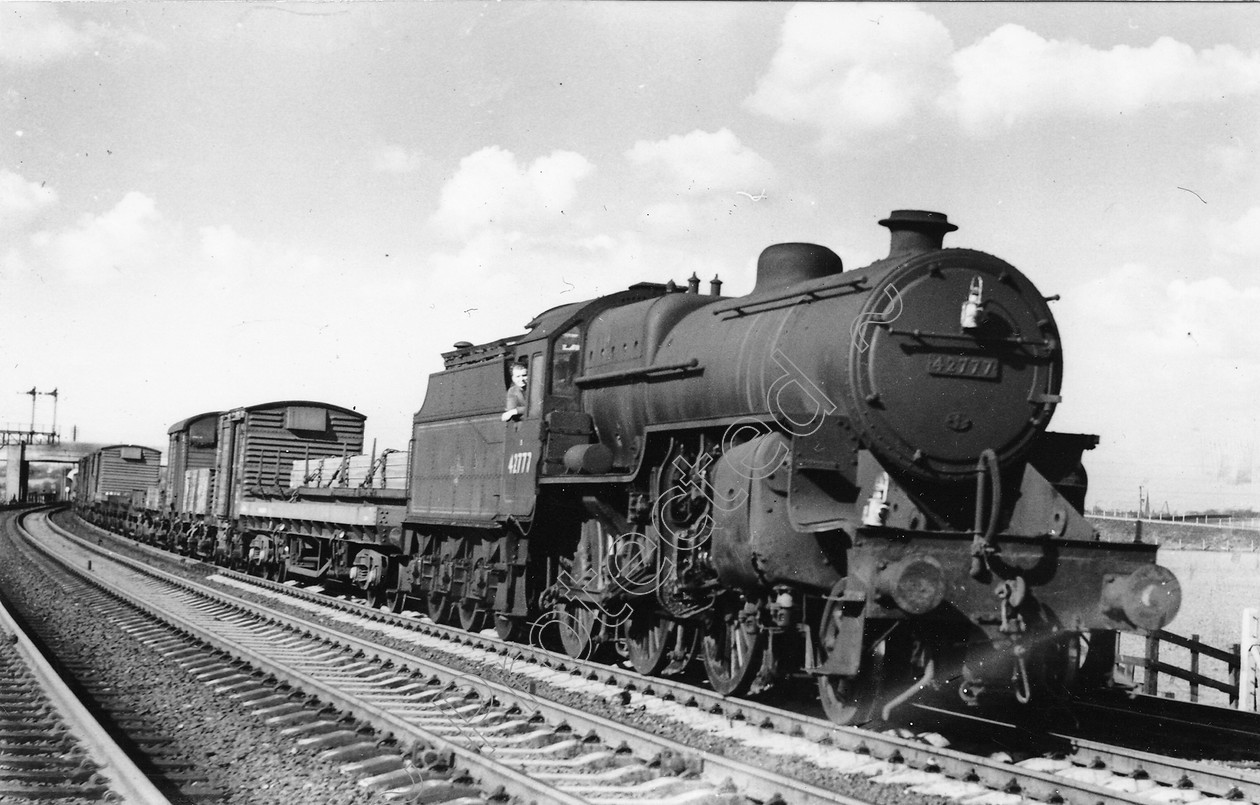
[2,441,120,503]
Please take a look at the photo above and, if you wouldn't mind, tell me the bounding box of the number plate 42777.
[927,355,1000,380]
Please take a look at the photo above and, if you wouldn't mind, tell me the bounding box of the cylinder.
[707,432,845,593]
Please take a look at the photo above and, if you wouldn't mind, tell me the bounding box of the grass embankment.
[1087,517,1260,551]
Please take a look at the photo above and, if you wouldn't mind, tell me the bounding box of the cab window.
[551,329,582,399]
[529,353,545,414]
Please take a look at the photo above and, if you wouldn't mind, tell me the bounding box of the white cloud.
[747,6,1260,144]
[745,3,954,145]
[0,6,90,65]
[0,247,34,281]
[198,224,255,265]
[626,128,774,194]
[0,188,355,451]
[25,192,171,285]
[624,129,775,236]
[1063,263,1260,367]
[635,200,698,237]
[194,223,295,290]
[372,145,426,174]
[0,5,153,66]
[415,222,738,352]
[415,228,628,349]
[1055,264,1260,508]
[418,138,751,335]
[2,192,329,298]
[0,170,57,230]
[427,146,594,240]
[946,27,1260,133]
[1208,138,1252,179]
[1206,207,1260,263]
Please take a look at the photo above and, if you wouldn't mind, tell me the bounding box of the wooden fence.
[1120,630,1242,707]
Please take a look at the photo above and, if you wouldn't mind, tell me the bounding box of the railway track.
[22,509,866,804]
[907,702,1260,802]
[1071,690,1260,763]
[48,507,1260,805]
[0,576,172,804]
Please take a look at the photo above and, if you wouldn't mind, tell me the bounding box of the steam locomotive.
[75,210,1181,725]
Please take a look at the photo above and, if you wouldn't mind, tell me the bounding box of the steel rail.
[33,510,869,805]
[0,545,173,805]
[63,510,1260,805]
[18,512,588,805]
[1060,732,1260,801]
[910,700,1260,802]
[206,566,1247,805]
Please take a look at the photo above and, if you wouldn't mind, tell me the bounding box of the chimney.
[879,210,957,260]
[709,275,724,296]
[687,272,701,294]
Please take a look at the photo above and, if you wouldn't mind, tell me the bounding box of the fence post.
[1144,633,1160,696]
[1190,634,1200,703]
[1240,609,1259,712]
[1233,642,1243,709]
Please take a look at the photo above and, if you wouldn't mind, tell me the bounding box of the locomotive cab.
[501,349,545,516]
[503,299,644,509]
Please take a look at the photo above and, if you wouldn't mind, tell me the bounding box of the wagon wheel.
[626,610,697,676]
[458,557,489,632]
[426,591,452,624]
[458,597,485,632]
[387,558,412,614]
[388,587,409,614]
[364,582,387,610]
[494,614,521,642]
[702,598,765,696]
[426,542,461,624]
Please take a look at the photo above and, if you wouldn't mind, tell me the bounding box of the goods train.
[74,209,1182,725]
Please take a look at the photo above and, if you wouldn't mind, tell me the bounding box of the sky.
[3,2,1260,513]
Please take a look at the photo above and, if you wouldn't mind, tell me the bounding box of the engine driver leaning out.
[502,362,528,421]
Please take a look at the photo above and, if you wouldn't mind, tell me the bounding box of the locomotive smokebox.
[880,209,958,259]
[1099,564,1182,632]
